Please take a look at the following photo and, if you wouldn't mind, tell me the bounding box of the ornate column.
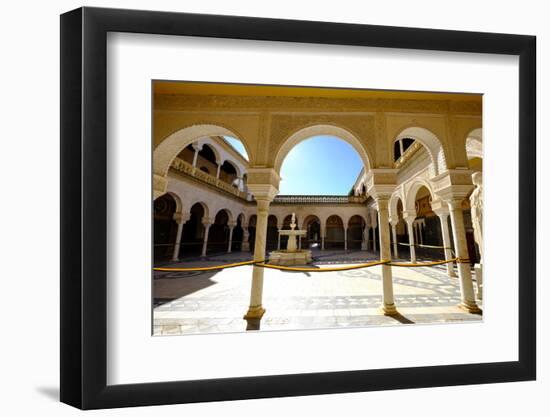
[277,224,282,250]
[366,169,398,316]
[403,211,417,263]
[361,225,368,250]
[215,161,222,179]
[389,217,399,259]
[343,227,348,251]
[227,221,236,253]
[241,223,250,252]
[243,169,279,330]
[376,198,397,315]
[171,212,189,262]
[447,199,480,313]
[433,169,480,313]
[191,143,203,171]
[432,200,457,278]
[200,219,212,257]
[370,213,378,252]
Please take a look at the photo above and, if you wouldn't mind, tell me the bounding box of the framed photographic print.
[60,6,536,409]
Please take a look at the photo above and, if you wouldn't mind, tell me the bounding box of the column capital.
[202,217,213,226]
[389,216,399,226]
[246,167,280,198]
[430,198,450,217]
[402,210,417,224]
[247,168,281,202]
[433,208,450,218]
[228,221,237,228]
[373,197,390,211]
[192,143,203,152]
[365,169,398,199]
[432,169,474,201]
[248,184,279,202]
[446,199,466,211]
[173,212,190,224]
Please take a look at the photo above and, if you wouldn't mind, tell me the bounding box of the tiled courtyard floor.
[153,249,482,336]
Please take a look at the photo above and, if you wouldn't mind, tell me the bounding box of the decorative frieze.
[170,157,249,200]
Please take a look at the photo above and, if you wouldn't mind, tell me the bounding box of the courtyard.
[153,249,482,336]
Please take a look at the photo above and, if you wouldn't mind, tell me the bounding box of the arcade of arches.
[153,81,483,334]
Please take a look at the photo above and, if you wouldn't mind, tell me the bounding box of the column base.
[242,242,250,252]
[243,306,266,330]
[458,301,482,314]
[381,303,398,316]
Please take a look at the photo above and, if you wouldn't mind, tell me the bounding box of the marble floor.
[153,249,482,336]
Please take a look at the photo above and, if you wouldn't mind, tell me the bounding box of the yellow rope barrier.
[397,242,454,250]
[153,259,257,272]
[254,260,390,272]
[154,257,471,272]
[389,258,458,267]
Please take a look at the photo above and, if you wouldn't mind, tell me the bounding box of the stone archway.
[153,124,248,199]
[395,126,448,176]
[302,214,321,249]
[404,179,436,213]
[272,124,373,175]
[153,193,180,261]
[208,208,233,254]
[348,215,366,250]
[179,201,209,257]
[325,215,345,250]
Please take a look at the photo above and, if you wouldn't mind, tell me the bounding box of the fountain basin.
[268,249,313,266]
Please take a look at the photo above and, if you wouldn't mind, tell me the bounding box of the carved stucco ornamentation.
[268,114,376,170]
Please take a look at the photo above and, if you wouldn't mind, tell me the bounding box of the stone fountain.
[268,213,313,266]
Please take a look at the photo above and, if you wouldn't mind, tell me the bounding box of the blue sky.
[279,136,363,195]
[224,136,249,160]
[224,135,363,195]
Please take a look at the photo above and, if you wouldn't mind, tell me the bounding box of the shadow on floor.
[388,313,415,324]
[153,270,221,306]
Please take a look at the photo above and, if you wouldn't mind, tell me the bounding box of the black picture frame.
[60,6,536,410]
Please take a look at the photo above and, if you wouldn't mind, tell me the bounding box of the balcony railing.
[170,157,250,200]
[273,195,367,204]
[394,141,422,169]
